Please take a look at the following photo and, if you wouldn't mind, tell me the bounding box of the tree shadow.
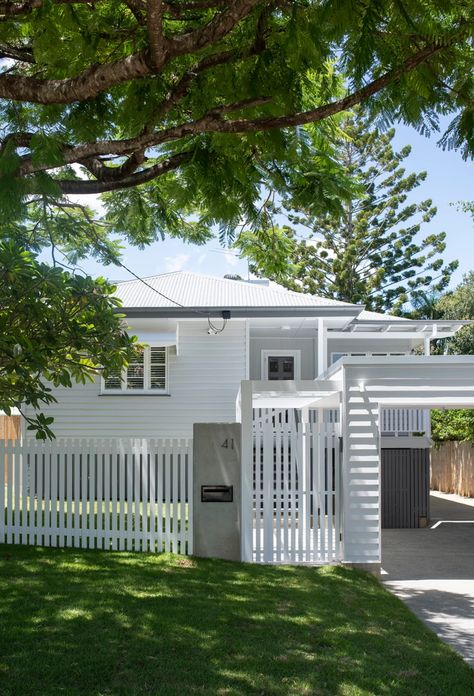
[0,545,473,696]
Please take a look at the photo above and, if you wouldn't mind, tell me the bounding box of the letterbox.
[201,485,233,503]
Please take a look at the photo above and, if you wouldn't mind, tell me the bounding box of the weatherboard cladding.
[28,320,247,439]
[114,271,359,309]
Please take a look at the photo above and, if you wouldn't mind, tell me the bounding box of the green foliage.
[0,242,136,438]
[245,111,458,312]
[429,272,474,440]
[0,0,471,259]
[455,201,474,220]
[437,271,474,355]
[432,409,474,443]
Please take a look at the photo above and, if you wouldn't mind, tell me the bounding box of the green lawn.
[0,546,472,696]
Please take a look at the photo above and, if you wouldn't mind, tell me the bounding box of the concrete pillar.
[193,422,241,562]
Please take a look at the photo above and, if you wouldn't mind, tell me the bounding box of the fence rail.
[0,438,193,555]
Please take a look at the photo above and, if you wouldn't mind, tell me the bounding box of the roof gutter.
[119,305,363,319]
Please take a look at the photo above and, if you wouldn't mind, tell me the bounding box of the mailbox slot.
[201,485,233,503]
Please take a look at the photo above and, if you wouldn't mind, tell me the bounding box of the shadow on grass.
[0,545,472,696]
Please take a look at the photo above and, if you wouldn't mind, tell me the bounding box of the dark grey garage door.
[381,449,430,528]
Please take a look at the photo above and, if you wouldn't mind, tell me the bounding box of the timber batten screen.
[252,412,342,564]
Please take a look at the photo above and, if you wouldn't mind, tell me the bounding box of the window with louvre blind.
[102,346,168,393]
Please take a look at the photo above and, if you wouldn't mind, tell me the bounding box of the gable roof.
[115,271,363,317]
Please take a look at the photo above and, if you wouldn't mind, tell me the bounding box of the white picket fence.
[0,438,192,554]
[253,412,342,564]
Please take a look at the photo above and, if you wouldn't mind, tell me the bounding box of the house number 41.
[221,438,235,449]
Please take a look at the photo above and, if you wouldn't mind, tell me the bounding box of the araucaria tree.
[239,114,459,312]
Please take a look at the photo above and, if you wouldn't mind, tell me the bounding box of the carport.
[237,356,474,571]
[324,355,474,572]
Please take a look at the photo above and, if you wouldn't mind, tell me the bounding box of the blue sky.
[72,122,473,288]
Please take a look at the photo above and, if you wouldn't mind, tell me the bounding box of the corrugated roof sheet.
[357,310,406,322]
[114,272,361,310]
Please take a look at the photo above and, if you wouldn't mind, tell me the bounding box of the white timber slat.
[289,419,297,563]
[6,440,13,544]
[164,439,171,553]
[172,438,178,554]
[156,439,164,553]
[263,410,273,563]
[275,427,282,563]
[254,417,262,562]
[50,444,58,548]
[141,439,149,553]
[178,439,186,555]
[282,427,289,563]
[186,438,193,555]
[118,441,126,551]
[13,444,20,544]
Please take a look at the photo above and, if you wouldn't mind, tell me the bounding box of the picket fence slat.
[0,438,193,556]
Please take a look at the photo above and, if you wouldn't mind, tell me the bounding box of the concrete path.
[382,492,474,667]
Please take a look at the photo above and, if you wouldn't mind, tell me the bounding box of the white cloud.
[197,253,207,265]
[164,253,190,272]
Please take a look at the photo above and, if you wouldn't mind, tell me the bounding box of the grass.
[0,546,472,696]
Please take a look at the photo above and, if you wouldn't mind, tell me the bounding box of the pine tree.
[241,113,458,313]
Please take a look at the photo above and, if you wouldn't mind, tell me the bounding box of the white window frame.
[261,349,301,380]
[101,346,169,395]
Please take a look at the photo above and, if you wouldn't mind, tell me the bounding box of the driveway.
[382,492,474,666]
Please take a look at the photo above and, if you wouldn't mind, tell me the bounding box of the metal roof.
[113,272,470,333]
[115,272,362,315]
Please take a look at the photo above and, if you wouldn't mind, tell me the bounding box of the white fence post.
[240,380,254,563]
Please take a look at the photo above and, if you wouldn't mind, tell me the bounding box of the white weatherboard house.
[13,272,474,570]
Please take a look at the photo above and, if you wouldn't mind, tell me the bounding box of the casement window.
[102,346,168,393]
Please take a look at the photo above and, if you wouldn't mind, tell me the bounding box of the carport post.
[239,380,254,562]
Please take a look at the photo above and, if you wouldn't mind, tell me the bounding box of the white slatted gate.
[253,410,342,564]
[0,438,193,555]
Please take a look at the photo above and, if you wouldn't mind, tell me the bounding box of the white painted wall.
[27,320,247,439]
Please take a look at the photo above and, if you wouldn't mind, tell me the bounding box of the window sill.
[99,392,171,397]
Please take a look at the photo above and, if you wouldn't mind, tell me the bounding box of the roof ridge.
[116,270,185,285]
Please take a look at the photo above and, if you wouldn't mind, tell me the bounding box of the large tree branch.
[16,38,453,178]
[146,0,165,70]
[0,43,35,63]
[58,150,192,193]
[0,0,261,103]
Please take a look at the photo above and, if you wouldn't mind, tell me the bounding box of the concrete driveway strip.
[382,492,474,667]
